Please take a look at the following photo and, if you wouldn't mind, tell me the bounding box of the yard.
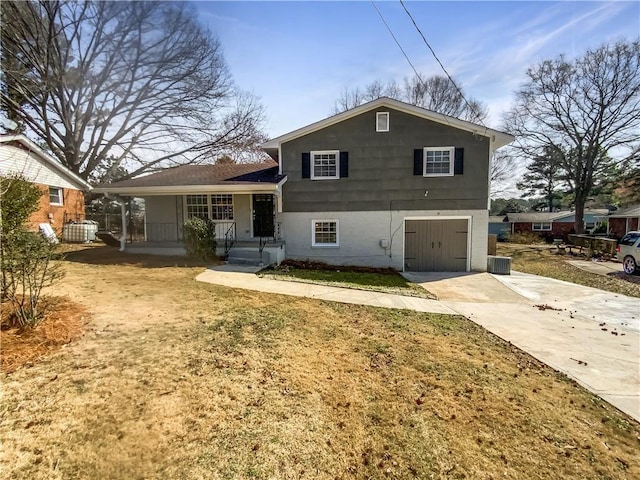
[498,243,640,298]
[1,246,639,479]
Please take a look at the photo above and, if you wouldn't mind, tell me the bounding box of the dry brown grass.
[1,246,638,480]
[497,243,640,298]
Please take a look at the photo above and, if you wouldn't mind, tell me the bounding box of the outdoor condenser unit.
[487,255,511,275]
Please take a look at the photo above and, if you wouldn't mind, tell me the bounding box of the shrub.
[0,174,42,235]
[1,230,63,328]
[0,174,64,328]
[508,232,546,245]
[183,217,217,260]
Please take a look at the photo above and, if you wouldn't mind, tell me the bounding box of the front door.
[253,194,274,237]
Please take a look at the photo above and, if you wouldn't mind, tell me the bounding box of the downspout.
[120,199,127,252]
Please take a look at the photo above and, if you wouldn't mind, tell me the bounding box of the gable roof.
[0,134,92,190]
[508,209,609,223]
[609,204,640,218]
[262,97,515,159]
[93,161,286,195]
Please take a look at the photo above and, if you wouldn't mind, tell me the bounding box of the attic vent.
[376,112,389,132]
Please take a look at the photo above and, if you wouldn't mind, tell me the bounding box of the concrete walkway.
[567,259,623,276]
[196,265,454,314]
[197,265,640,422]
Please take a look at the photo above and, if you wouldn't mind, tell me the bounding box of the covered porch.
[92,163,287,265]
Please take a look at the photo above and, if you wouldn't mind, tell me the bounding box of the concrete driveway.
[403,271,640,421]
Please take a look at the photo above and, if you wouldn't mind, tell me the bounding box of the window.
[423,147,454,176]
[312,220,338,247]
[376,112,389,132]
[620,232,640,246]
[311,150,339,180]
[49,187,63,205]
[185,194,233,220]
[532,222,552,231]
[211,194,234,220]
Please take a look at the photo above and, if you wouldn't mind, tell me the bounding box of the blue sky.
[196,1,639,138]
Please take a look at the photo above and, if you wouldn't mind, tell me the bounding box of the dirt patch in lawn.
[1,246,639,480]
[498,243,640,298]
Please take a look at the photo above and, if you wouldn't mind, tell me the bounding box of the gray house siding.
[280,107,490,212]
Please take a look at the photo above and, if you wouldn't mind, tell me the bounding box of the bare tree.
[402,75,487,122]
[0,1,266,182]
[490,149,519,196]
[333,74,487,122]
[332,80,400,114]
[504,40,640,233]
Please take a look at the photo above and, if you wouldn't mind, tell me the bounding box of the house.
[607,205,640,238]
[0,134,92,233]
[95,97,514,271]
[507,209,609,240]
[488,215,511,240]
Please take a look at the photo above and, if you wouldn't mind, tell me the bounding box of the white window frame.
[184,194,234,220]
[49,186,64,206]
[532,222,552,231]
[311,219,339,247]
[210,194,234,220]
[423,146,455,177]
[376,112,389,132]
[310,150,340,180]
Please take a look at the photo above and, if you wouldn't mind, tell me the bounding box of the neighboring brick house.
[0,134,92,234]
[608,205,640,239]
[507,210,609,241]
[96,97,514,271]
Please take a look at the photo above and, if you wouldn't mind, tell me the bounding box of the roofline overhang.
[261,97,515,151]
[0,134,93,190]
[93,177,287,197]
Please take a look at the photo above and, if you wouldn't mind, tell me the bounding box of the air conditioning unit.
[487,255,511,275]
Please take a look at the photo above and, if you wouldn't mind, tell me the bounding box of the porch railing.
[223,222,236,257]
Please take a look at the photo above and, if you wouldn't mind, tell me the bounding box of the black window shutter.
[413,149,423,175]
[454,148,464,175]
[339,151,348,178]
[301,152,310,178]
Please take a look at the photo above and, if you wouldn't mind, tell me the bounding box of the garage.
[404,219,469,271]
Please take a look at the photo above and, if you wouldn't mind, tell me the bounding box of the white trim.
[183,194,234,221]
[376,111,389,132]
[48,186,64,206]
[262,97,514,151]
[402,216,472,272]
[532,222,552,231]
[0,134,92,190]
[423,146,455,177]
[311,219,339,247]
[310,150,340,180]
[93,182,282,196]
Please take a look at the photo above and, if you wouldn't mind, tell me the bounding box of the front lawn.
[1,246,638,479]
[259,264,435,299]
[498,243,640,298]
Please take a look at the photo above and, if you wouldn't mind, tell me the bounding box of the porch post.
[120,199,127,252]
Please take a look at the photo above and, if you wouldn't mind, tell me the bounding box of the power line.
[370,0,452,127]
[398,0,487,128]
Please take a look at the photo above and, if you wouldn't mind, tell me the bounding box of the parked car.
[617,231,640,275]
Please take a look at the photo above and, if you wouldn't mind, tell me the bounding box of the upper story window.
[311,150,339,180]
[49,186,63,205]
[423,146,455,177]
[185,194,234,220]
[376,112,389,132]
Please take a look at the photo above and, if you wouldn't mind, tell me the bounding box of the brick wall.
[27,183,86,235]
[609,217,640,239]
[513,221,575,241]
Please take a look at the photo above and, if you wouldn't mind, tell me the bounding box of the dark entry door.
[253,194,274,237]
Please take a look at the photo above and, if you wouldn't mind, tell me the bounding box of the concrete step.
[227,249,270,266]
